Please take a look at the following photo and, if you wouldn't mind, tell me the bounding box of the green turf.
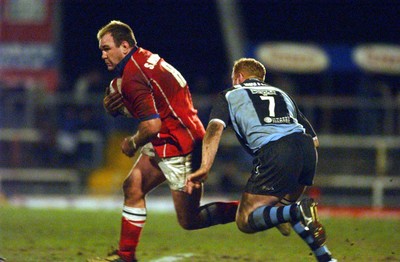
[0,206,399,261]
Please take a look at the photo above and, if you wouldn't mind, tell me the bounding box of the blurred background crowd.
[0,0,399,207]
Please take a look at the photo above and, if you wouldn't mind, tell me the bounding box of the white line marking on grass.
[149,253,196,262]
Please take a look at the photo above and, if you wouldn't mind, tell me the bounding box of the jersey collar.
[234,78,263,88]
[114,46,138,77]
[245,78,262,83]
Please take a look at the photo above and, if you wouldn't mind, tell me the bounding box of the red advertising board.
[0,0,59,91]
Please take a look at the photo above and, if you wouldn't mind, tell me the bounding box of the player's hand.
[185,168,208,194]
[121,136,138,157]
[104,87,124,117]
[313,137,320,148]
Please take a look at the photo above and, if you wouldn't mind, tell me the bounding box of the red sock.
[117,207,146,262]
[220,201,239,224]
[200,200,239,226]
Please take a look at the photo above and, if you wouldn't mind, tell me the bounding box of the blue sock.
[292,221,333,262]
[248,204,298,231]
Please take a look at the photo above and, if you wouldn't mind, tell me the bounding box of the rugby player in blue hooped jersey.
[186,58,336,262]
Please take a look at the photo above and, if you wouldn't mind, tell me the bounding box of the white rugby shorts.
[141,143,192,191]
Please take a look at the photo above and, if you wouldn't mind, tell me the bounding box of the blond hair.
[97,20,137,47]
[232,58,266,81]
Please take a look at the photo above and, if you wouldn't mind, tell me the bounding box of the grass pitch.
[0,206,399,262]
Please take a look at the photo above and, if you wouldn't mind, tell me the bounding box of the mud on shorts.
[141,143,195,191]
[244,132,317,196]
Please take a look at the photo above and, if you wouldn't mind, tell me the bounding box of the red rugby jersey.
[115,47,205,158]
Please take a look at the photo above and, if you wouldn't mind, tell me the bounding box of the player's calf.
[178,201,239,230]
[276,222,291,236]
[248,205,298,231]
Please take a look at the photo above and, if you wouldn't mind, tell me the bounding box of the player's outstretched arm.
[104,86,124,117]
[186,121,224,194]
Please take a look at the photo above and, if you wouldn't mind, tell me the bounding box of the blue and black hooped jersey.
[209,78,317,155]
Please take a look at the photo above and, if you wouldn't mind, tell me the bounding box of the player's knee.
[175,211,203,230]
[122,176,141,200]
[122,177,132,193]
[177,217,199,230]
[236,219,256,234]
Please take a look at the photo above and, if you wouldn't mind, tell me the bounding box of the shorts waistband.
[256,132,304,155]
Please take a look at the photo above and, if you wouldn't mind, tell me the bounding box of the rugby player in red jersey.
[88,20,238,262]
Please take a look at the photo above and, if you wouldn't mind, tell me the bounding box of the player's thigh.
[171,186,203,222]
[124,154,166,195]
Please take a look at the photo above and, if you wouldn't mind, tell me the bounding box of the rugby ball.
[109,78,133,117]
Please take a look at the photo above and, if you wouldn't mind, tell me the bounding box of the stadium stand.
[87,132,137,195]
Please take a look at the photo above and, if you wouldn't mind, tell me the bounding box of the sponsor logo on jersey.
[264,116,292,124]
[249,88,277,96]
[243,82,265,87]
